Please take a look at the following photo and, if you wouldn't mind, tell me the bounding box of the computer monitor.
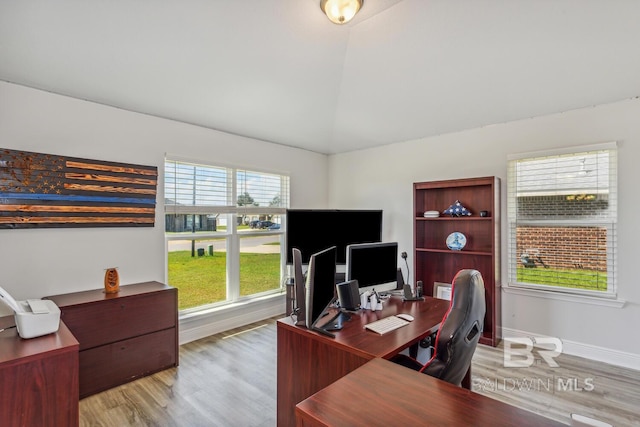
[292,247,306,326]
[304,246,339,333]
[346,241,399,295]
[286,209,383,264]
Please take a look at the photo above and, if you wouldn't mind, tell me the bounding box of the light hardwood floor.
[472,342,640,426]
[79,317,640,426]
[80,320,277,427]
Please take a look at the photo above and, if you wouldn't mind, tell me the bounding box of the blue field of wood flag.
[0,148,157,229]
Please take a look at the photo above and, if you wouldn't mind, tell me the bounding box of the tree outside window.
[165,159,289,310]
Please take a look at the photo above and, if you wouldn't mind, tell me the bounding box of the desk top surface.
[278,295,449,359]
[0,316,78,364]
[296,357,567,427]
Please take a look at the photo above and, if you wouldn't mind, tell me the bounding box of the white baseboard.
[502,327,640,371]
[178,293,286,345]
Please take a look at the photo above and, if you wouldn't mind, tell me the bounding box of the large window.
[164,158,289,311]
[507,143,617,296]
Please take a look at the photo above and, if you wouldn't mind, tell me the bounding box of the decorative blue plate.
[446,232,467,251]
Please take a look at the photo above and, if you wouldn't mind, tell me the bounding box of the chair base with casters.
[407,332,436,360]
[392,269,486,388]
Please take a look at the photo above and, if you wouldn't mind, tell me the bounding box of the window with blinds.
[164,160,290,232]
[507,143,617,296]
[164,157,290,310]
[236,169,290,233]
[164,160,232,233]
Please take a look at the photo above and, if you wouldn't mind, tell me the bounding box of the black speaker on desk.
[337,280,360,310]
[396,267,405,289]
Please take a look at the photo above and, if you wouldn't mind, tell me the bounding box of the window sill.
[177,292,286,344]
[504,285,626,308]
[179,291,284,319]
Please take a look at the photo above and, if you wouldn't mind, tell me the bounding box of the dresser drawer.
[79,327,177,398]
[59,288,176,351]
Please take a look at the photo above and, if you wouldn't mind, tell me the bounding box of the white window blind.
[236,169,290,215]
[164,161,290,214]
[507,143,617,296]
[164,160,233,215]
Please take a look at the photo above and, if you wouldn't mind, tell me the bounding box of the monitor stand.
[314,311,351,337]
[312,326,336,338]
[324,311,351,331]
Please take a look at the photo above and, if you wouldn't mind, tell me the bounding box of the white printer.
[0,286,61,339]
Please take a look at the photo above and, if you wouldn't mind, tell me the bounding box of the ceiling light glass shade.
[320,0,363,25]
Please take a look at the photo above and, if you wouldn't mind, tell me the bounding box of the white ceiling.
[2,0,640,155]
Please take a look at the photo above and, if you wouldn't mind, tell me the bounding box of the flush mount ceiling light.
[320,0,363,25]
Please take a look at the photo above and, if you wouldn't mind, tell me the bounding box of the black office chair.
[393,269,486,387]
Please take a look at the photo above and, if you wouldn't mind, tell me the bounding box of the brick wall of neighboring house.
[516,195,609,271]
[517,226,607,271]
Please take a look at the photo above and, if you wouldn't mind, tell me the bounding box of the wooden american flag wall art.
[0,148,157,229]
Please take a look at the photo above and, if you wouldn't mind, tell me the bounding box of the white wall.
[0,82,328,321]
[4,81,639,368]
[328,98,640,369]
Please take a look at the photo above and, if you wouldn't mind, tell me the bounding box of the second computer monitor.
[345,241,398,294]
[305,246,338,330]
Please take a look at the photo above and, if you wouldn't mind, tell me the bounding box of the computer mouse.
[396,313,414,322]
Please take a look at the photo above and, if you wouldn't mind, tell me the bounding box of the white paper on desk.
[0,285,24,312]
[437,287,452,301]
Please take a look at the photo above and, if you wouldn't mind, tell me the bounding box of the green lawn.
[168,250,281,310]
[517,267,607,291]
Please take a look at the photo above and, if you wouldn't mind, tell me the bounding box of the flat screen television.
[304,246,339,334]
[286,209,382,264]
[346,241,399,294]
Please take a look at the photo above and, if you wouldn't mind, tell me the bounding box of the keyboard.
[364,315,409,335]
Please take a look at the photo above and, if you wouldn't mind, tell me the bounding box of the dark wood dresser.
[46,281,178,398]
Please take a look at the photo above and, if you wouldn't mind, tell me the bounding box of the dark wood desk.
[296,357,566,427]
[277,295,450,427]
[0,315,79,426]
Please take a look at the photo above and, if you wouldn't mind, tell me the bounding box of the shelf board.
[415,216,492,221]
[415,248,492,256]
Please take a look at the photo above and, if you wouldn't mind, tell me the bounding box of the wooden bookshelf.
[413,176,501,346]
